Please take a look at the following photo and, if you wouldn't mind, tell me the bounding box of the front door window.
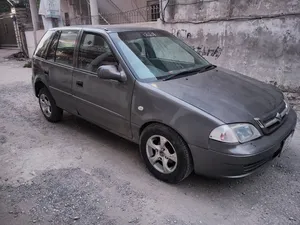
[78,32,118,73]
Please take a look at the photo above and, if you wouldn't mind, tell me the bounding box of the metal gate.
[0,13,17,47]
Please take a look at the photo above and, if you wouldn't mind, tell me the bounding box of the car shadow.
[58,112,279,197]
[59,112,141,161]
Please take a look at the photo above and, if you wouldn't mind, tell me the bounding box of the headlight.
[283,95,290,115]
[209,123,261,144]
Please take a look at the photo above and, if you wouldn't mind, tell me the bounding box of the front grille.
[261,102,286,123]
[254,101,289,134]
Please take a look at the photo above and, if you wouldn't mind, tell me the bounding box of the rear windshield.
[110,30,209,82]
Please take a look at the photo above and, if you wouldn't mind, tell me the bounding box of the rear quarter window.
[34,31,55,58]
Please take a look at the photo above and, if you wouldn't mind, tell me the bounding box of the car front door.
[72,31,134,138]
[45,30,79,114]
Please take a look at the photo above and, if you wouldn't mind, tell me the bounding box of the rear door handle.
[44,70,49,75]
[76,80,83,87]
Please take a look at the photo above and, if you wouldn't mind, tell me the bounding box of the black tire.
[38,87,63,123]
[140,123,193,183]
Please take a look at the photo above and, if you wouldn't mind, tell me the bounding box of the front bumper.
[189,109,297,178]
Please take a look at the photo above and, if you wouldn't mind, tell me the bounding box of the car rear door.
[32,30,55,92]
[72,31,134,138]
[45,29,79,114]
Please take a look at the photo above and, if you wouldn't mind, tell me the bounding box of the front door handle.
[76,80,83,87]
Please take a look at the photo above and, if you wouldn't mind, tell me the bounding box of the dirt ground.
[0,49,300,225]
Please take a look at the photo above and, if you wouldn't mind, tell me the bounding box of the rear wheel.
[38,87,63,122]
[140,124,193,183]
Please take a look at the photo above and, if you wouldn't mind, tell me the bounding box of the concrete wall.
[162,0,300,92]
[60,0,90,25]
[164,0,300,22]
[97,0,156,23]
[98,0,147,13]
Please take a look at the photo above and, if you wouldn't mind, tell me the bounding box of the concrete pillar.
[28,0,39,47]
[90,0,99,25]
[161,0,172,22]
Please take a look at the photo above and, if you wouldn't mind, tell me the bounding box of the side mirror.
[96,65,127,82]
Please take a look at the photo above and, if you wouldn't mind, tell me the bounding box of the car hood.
[153,67,283,123]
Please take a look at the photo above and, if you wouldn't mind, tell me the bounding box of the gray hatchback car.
[32,26,297,183]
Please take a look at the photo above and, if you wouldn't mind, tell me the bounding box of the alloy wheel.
[146,135,178,174]
[39,94,52,117]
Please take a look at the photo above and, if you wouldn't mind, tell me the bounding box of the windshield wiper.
[198,64,217,72]
[162,64,216,81]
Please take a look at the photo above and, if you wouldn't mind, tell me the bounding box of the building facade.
[23,0,300,93]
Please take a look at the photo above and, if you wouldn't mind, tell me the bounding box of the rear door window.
[55,30,79,66]
[34,30,55,58]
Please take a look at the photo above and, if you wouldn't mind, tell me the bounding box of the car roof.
[49,25,162,33]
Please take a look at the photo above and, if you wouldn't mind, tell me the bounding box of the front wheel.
[140,124,193,183]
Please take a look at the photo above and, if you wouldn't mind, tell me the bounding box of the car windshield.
[110,30,210,82]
